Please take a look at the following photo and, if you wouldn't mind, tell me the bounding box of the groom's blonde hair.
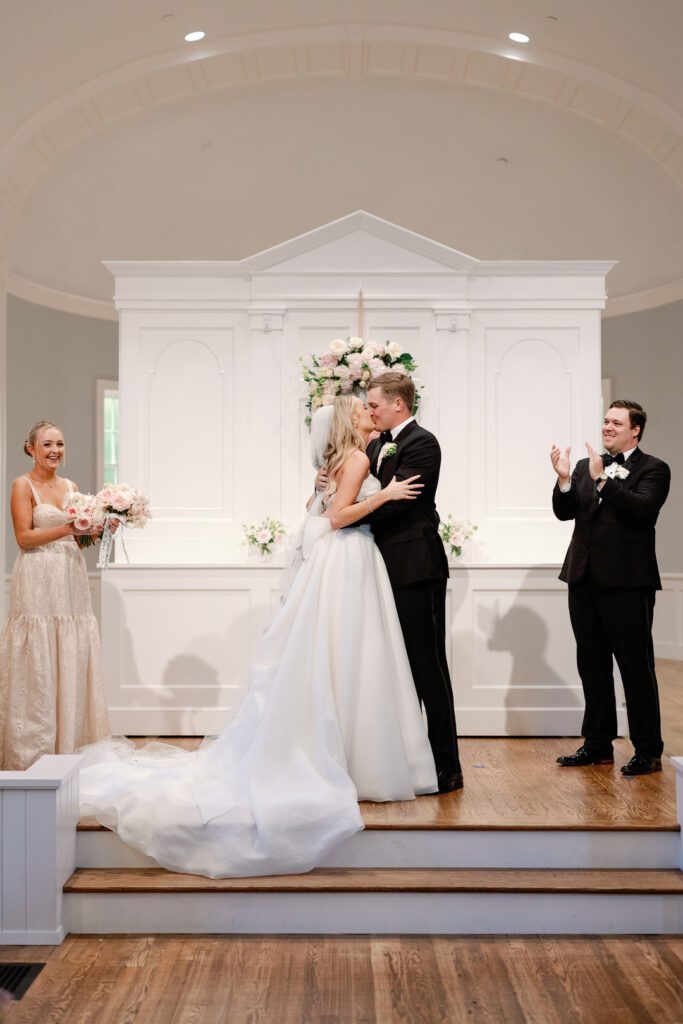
[324,396,365,496]
[368,372,415,412]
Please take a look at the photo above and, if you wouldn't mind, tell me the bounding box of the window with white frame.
[96,379,119,485]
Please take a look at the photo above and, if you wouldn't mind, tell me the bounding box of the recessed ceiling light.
[508,32,530,43]
[184,30,205,42]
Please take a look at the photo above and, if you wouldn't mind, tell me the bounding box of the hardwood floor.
[3,935,683,1023]
[3,660,683,1023]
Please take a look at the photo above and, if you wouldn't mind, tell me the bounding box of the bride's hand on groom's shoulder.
[385,474,423,502]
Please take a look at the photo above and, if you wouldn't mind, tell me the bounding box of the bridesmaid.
[0,420,110,770]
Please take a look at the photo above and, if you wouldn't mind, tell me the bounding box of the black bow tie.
[603,452,625,467]
[379,431,393,444]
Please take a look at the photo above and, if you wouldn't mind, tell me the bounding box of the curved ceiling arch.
[2,25,683,316]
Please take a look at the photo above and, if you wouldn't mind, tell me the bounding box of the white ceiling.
[2,0,682,317]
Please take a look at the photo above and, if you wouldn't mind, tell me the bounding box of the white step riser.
[64,891,683,936]
[76,830,681,871]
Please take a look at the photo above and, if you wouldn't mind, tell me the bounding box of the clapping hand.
[550,445,571,484]
[585,442,605,481]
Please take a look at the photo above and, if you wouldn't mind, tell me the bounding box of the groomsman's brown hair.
[369,372,415,412]
[609,400,647,441]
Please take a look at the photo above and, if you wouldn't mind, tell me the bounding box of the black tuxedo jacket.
[553,448,670,589]
[364,420,449,589]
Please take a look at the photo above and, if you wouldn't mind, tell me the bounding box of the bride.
[79,396,437,877]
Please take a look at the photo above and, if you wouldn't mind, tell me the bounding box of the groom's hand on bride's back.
[314,467,328,493]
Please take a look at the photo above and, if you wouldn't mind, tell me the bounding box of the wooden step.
[65,866,683,895]
[76,815,680,833]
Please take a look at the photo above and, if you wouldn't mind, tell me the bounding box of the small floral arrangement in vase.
[439,515,478,558]
[301,337,420,426]
[243,517,286,557]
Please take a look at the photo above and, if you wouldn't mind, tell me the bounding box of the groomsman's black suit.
[553,448,671,758]
[363,420,461,778]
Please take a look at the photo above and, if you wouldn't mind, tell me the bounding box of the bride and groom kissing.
[79,372,460,878]
[314,371,462,794]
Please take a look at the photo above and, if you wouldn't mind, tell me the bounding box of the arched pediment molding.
[1,24,682,252]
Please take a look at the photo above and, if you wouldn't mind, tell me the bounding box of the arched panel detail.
[148,336,227,513]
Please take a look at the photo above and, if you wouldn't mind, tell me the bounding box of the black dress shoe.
[620,754,662,776]
[437,770,464,793]
[556,745,614,767]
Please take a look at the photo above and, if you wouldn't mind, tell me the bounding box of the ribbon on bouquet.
[97,513,129,569]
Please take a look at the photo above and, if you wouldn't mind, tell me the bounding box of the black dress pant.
[568,569,662,758]
[393,579,461,775]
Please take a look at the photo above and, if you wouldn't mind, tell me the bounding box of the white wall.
[5,296,118,571]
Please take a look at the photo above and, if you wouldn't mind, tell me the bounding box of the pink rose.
[319,353,339,369]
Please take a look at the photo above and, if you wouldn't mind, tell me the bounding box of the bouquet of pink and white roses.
[96,484,151,528]
[301,337,421,427]
[95,484,151,567]
[65,484,151,562]
[65,492,106,548]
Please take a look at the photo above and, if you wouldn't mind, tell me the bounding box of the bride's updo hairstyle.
[323,396,365,492]
[24,420,60,458]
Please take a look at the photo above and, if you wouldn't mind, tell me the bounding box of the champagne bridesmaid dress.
[0,477,110,770]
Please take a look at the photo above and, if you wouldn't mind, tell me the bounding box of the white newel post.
[673,758,683,870]
[0,755,81,944]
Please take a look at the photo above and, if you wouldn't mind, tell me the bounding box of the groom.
[363,372,462,792]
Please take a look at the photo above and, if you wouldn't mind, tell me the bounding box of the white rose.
[329,338,348,357]
[369,357,386,376]
[386,342,403,359]
[361,347,376,363]
[323,367,334,378]
[334,365,352,379]
[347,353,363,369]
[369,340,386,356]
[348,337,364,351]
[257,529,271,544]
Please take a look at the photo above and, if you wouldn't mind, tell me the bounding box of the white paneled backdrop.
[97,211,628,734]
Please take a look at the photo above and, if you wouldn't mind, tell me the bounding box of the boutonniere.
[377,441,397,471]
[604,463,629,480]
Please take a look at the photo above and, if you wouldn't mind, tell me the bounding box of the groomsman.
[551,400,671,776]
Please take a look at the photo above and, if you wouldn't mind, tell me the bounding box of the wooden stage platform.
[79,736,678,835]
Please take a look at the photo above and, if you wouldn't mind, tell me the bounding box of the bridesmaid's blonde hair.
[324,396,365,495]
[23,420,60,457]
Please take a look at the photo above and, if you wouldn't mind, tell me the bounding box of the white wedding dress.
[79,475,437,878]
